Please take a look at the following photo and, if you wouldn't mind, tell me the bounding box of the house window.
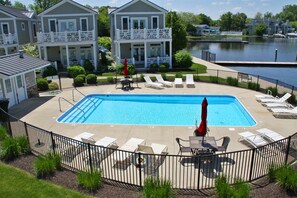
[1,23,9,34]
[151,16,159,29]
[80,18,88,31]
[150,44,161,57]
[59,20,76,32]
[49,19,56,32]
[5,79,12,93]
[131,18,147,29]
[21,22,25,31]
[33,23,37,37]
[16,76,22,88]
[121,17,129,30]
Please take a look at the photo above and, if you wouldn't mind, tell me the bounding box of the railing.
[117,56,170,66]
[115,28,172,40]
[37,30,95,43]
[72,88,95,104]
[0,33,18,45]
[58,97,85,116]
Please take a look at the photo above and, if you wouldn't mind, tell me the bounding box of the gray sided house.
[37,0,98,70]
[0,51,51,108]
[0,5,37,56]
[109,0,172,69]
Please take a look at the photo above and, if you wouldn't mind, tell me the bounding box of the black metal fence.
[4,111,297,190]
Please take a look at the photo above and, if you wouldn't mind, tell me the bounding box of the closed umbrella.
[197,97,208,137]
[123,58,128,76]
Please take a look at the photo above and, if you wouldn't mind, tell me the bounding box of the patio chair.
[269,106,297,114]
[258,93,291,103]
[186,74,195,87]
[256,128,285,142]
[143,76,164,89]
[155,74,173,87]
[215,136,230,152]
[264,102,290,108]
[255,90,273,100]
[174,78,183,87]
[73,132,94,141]
[176,138,193,161]
[238,131,268,148]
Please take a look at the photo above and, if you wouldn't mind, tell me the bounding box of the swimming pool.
[57,94,256,126]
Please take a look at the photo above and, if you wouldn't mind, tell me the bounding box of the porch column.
[169,41,172,69]
[38,46,42,59]
[93,42,98,70]
[118,42,121,64]
[66,45,70,66]
[4,47,8,55]
[0,79,6,98]
[44,46,48,60]
[144,42,147,68]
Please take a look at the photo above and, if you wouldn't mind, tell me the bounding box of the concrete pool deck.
[9,76,297,155]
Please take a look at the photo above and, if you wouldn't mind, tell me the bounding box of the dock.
[214,61,297,67]
[189,40,248,44]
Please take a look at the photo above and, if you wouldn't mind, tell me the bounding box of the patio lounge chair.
[264,102,290,108]
[269,106,297,114]
[174,78,183,87]
[258,93,291,103]
[255,90,273,100]
[238,131,268,148]
[73,132,94,141]
[155,74,173,87]
[186,74,195,87]
[113,137,145,168]
[256,128,285,142]
[143,76,164,89]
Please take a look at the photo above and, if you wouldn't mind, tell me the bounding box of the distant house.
[194,24,220,36]
[36,0,98,70]
[0,5,37,56]
[109,0,172,69]
[0,51,51,108]
[248,19,293,35]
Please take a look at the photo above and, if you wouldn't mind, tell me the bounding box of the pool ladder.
[72,88,95,104]
[58,97,86,119]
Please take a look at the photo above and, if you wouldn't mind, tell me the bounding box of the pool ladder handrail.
[72,88,95,104]
[58,97,86,119]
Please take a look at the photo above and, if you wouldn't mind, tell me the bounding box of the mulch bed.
[5,154,297,198]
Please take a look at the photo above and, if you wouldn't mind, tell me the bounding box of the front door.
[15,75,26,103]
[133,46,144,64]
[4,78,15,108]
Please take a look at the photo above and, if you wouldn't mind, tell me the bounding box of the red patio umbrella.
[197,97,208,137]
[123,58,128,76]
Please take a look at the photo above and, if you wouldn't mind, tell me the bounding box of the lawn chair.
[186,74,195,87]
[155,74,173,87]
[143,76,164,89]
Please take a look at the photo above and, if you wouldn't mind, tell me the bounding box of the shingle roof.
[0,5,34,19]
[0,53,51,77]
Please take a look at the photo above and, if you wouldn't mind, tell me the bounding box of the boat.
[287,32,297,38]
[273,33,286,38]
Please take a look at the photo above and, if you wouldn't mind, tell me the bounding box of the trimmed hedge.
[86,74,97,84]
[173,51,192,68]
[67,66,86,78]
[42,66,57,77]
[73,76,84,87]
[48,82,59,91]
[37,78,48,91]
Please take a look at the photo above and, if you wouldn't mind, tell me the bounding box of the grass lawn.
[0,162,90,198]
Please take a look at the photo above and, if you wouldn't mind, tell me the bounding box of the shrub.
[86,74,97,84]
[83,59,94,73]
[42,66,57,77]
[248,82,260,90]
[0,136,19,161]
[46,152,62,170]
[77,74,86,83]
[227,77,238,86]
[159,63,169,72]
[149,63,159,72]
[288,94,296,104]
[142,176,174,198]
[34,155,55,178]
[210,76,218,83]
[173,51,192,68]
[140,74,145,82]
[15,136,30,155]
[48,82,59,91]
[67,65,86,78]
[175,72,183,78]
[128,64,136,75]
[268,163,278,182]
[107,76,114,83]
[37,78,49,91]
[161,73,167,80]
[73,76,84,87]
[275,165,297,192]
[77,170,102,191]
[0,125,8,141]
[215,175,250,198]
[266,87,278,96]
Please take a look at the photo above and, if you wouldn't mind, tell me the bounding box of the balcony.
[37,30,95,44]
[115,28,172,40]
[0,33,18,45]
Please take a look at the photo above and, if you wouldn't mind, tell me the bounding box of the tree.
[0,0,11,6]
[97,6,110,37]
[254,12,263,20]
[276,5,297,21]
[21,43,39,58]
[12,1,26,9]
[197,14,212,25]
[264,12,274,19]
[231,13,247,31]
[166,11,187,54]
[254,23,267,36]
[220,12,233,31]
[29,0,60,14]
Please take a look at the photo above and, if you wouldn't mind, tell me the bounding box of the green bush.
[128,64,136,75]
[77,74,86,82]
[161,73,167,80]
[149,63,159,72]
[175,72,183,78]
[67,65,86,78]
[83,59,94,73]
[173,51,192,68]
[98,36,111,50]
[159,63,169,72]
[34,155,55,178]
[48,82,59,91]
[77,170,102,191]
[15,136,30,154]
[268,163,278,182]
[42,66,57,77]
[46,152,62,170]
[0,136,19,161]
[107,76,114,83]
[215,175,250,198]
[266,87,278,96]
[86,74,97,84]
[288,94,296,104]
[142,176,174,198]
[140,74,145,82]
[227,77,238,86]
[210,76,218,83]
[37,78,49,91]
[275,165,297,192]
[0,125,8,141]
[248,82,260,90]
[73,76,84,87]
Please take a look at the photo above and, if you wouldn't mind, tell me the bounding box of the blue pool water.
[57,94,256,126]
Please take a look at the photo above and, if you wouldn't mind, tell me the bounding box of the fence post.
[87,143,93,172]
[24,122,31,150]
[138,152,142,187]
[196,67,198,81]
[197,156,201,190]
[257,75,259,85]
[285,136,291,164]
[291,86,294,96]
[216,70,219,83]
[249,149,256,182]
[50,131,55,154]
[275,80,278,91]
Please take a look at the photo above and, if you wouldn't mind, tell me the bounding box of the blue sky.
[12,0,296,20]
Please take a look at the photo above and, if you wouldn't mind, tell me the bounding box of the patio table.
[189,136,218,152]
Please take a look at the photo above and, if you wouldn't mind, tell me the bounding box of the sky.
[12,0,297,20]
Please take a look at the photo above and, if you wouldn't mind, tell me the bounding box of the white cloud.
[232,7,242,12]
[211,0,232,5]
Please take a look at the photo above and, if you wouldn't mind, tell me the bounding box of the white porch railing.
[37,30,95,43]
[116,28,172,40]
[117,56,170,66]
[0,33,18,45]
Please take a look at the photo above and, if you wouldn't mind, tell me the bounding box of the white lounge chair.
[269,106,297,114]
[238,131,268,148]
[143,76,164,89]
[186,74,195,87]
[174,78,183,87]
[73,132,94,141]
[155,74,173,87]
[256,128,285,142]
[264,102,289,108]
[258,93,291,103]
[255,90,273,100]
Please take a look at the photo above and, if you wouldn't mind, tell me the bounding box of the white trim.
[131,17,148,29]
[58,19,77,32]
[13,19,17,39]
[1,22,10,34]
[0,18,14,21]
[28,21,33,42]
[41,16,44,32]
[151,16,159,29]
[116,12,164,15]
[0,10,15,18]
[110,0,167,14]
[21,22,25,31]
[121,16,129,30]
[32,23,37,37]
[42,13,94,17]
[80,17,88,31]
[163,13,165,28]
[48,18,57,32]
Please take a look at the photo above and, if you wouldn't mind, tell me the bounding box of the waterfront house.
[109,0,172,69]
[194,24,220,36]
[37,0,98,70]
[0,51,51,108]
[0,5,37,56]
[248,19,293,35]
